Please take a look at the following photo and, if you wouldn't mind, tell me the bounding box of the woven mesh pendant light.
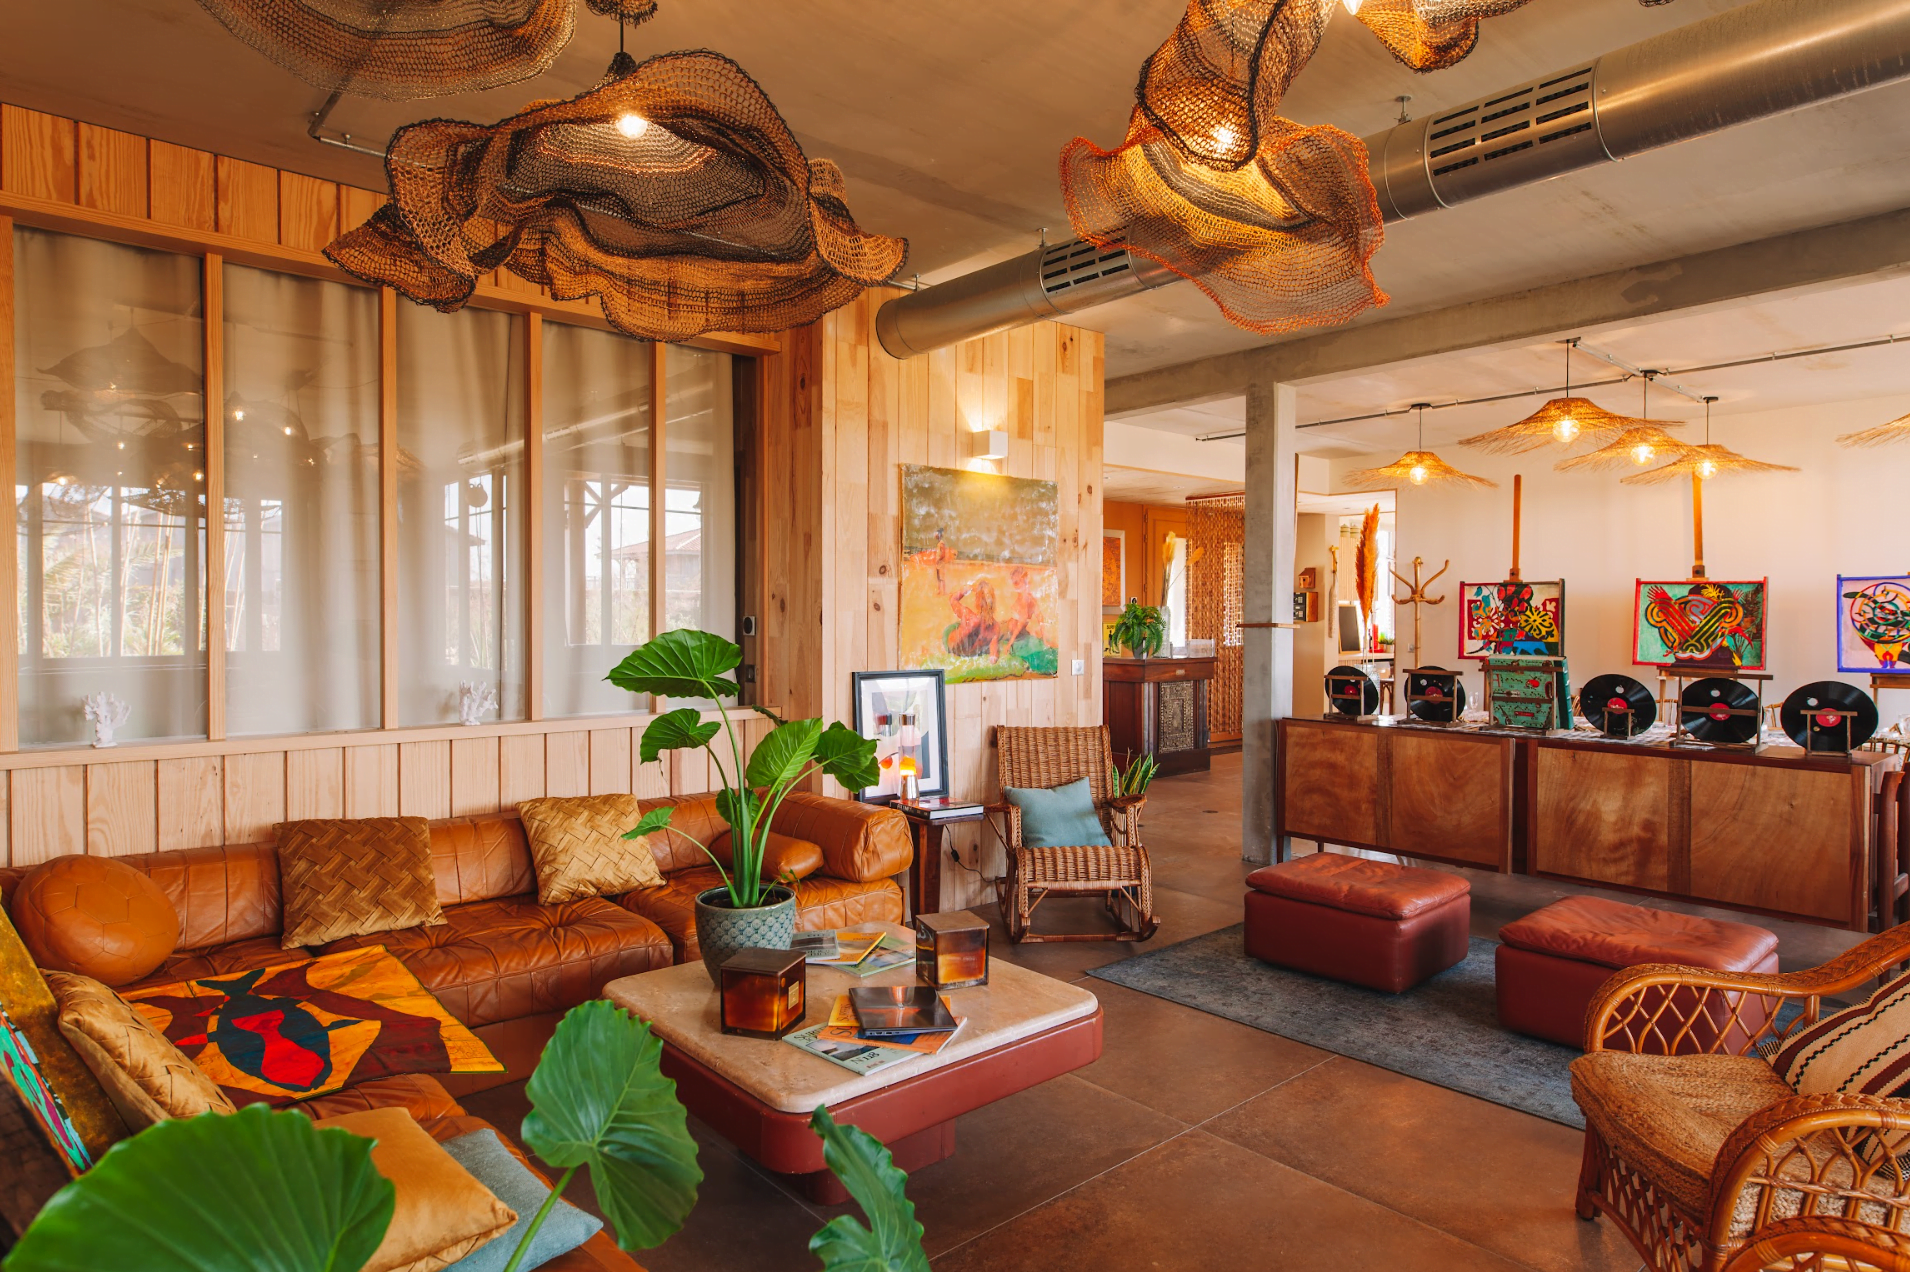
[1059,0,1529,339]
[1621,397,1798,485]
[325,49,907,341]
[1837,408,1910,448]
[1349,0,1534,71]
[1345,404,1498,491]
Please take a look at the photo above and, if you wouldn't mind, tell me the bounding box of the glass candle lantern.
[914,910,989,989]
[719,947,807,1039]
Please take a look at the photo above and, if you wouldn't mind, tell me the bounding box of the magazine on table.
[803,931,913,976]
[893,796,983,820]
[783,1023,928,1076]
[818,994,965,1056]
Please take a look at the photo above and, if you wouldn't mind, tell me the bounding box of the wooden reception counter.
[1277,716,1900,932]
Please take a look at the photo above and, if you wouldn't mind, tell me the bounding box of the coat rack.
[1390,556,1449,665]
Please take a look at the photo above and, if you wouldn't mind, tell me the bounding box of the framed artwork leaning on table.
[851,669,950,803]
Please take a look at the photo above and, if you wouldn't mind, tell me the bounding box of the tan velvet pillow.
[45,970,236,1131]
[277,817,446,950]
[312,1107,517,1272]
[517,795,668,904]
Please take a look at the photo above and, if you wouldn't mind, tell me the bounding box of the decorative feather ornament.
[1355,504,1379,639]
[1837,409,1910,448]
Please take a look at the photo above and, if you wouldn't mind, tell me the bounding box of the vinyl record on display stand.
[1405,667,1467,724]
[1579,674,1657,739]
[1679,677,1761,746]
[1779,681,1879,754]
[1325,665,1381,717]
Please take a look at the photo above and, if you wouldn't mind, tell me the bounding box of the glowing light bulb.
[1631,443,1654,465]
[615,112,648,139]
[1408,464,1428,485]
[1697,459,1718,479]
[283,426,295,436]
[1342,0,1363,12]
[233,409,245,421]
[116,441,125,450]
[1553,416,1579,444]
[193,471,205,482]
[1213,124,1237,151]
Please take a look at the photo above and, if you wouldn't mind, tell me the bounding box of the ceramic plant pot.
[695,885,797,985]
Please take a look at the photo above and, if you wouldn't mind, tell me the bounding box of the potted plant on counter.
[1109,598,1166,659]
[606,629,880,982]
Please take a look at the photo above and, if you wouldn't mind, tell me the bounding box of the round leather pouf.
[12,855,179,987]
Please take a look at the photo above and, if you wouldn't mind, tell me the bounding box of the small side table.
[896,805,986,919]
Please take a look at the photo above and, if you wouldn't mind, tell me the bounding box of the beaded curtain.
[1189,495,1246,742]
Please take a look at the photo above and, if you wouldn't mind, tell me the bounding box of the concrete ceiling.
[11,0,1910,386]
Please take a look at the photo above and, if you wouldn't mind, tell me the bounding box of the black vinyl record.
[1780,681,1878,753]
[1679,677,1761,746]
[1579,674,1656,739]
[1325,665,1381,716]
[1406,667,1467,724]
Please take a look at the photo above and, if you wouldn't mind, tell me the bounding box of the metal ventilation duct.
[875,0,1910,360]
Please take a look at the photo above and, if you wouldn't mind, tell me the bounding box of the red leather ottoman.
[1495,895,1779,1051]
[1244,853,1471,993]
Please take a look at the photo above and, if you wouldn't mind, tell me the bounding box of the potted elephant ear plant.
[1109,598,1166,659]
[608,629,880,983]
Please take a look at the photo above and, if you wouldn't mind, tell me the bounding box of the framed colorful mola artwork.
[899,465,1059,683]
[1459,580,1565,660]
[1633,579,1767,670]
[1838,575,1910,673]
[0,1006,91,1175]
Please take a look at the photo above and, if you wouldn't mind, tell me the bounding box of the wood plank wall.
[757,290,1107,910]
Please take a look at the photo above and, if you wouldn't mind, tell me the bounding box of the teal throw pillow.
[1004,777,1112,849]
[440,1128,603,1272]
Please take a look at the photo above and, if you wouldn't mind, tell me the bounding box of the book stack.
[782,987,966,1075]
[893,796,982,821]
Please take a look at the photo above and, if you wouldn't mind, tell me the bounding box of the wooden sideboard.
[1104,655,1215,776]
[1277,716,1899,931]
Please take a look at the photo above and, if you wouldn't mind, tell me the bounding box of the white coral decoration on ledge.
[82,692,131,748]
[458,681,498,727]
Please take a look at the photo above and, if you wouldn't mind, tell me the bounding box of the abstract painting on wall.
[1837,575,1910,673]
[1633,579,1767,670]
[900,464,1059,683]
[1460,580,1565,659]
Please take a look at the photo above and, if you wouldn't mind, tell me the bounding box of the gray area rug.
[1088,925,1586,1128]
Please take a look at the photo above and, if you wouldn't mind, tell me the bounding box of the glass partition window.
[221,264,380,735]
[662,344,736,637]
[396,305,527,725]
[13,228,207,746]
[540,321,653,717]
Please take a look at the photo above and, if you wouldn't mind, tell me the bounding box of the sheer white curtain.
[222,264,380,735]
[396,305,527,725]
[13,228,207,745]
[661,345,735,712]
[540,321,652,718]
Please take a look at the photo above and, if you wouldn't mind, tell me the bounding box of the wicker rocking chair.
[987,726,1158,944]
[1572,922,1910,1272]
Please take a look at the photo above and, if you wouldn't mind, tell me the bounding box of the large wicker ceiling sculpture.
[1060,0,1531,337]
[325,50,907,341]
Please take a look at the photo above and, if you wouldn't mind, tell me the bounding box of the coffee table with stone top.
[601,921,1102,1202]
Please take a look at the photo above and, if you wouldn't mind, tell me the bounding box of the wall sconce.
[971,430,1009,462]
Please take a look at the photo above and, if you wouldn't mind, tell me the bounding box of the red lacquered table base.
[658,1008,1104,1202]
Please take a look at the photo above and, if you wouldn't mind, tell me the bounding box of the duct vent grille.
[1428,65,1597,183]
[1039,241,1135,299]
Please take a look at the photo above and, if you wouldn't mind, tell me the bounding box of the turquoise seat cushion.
[1003,777,1113,849]
[440,1127,602,1272]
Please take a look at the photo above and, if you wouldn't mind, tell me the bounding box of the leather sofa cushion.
[133,935,315,988]
[0,843,286,952]
[772,791,912,883]
[1245,853,1470,920]
[617,867,905,962]
[1501,895,1778,972]
[322,896,673,1029]
[429,815,536,908]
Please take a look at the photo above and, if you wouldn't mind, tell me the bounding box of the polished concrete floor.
[465,753,1868,1271]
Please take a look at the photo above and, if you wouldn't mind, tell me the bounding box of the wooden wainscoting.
[0,712,771,867]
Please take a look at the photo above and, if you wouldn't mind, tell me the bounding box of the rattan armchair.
[1573,923,1910,1272]
[1720,1217,1910,1272]
[987,726,1157,944]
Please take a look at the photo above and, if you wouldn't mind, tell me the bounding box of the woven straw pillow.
[516,795,668,905]
[1772,968,1910,1097]
[277,817,445,950]
[46,970,236,1131]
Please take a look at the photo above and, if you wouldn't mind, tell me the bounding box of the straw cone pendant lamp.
[1461,340,1653,454]
[1344,404,1497,491]
[1837,408,1910,448]
[1554,374,1691,472]
[1621,397,1798,486]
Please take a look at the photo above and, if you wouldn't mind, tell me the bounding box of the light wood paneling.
[157,757,224,851]
[1533,747,1674,891]
[215,155,278,241]
[76,123,147,217]
[84,762,156,858]
[277,172,337,252]
[450,736,501,817]
[223,752,285,844]
[499,734,545,806]
[1690,762,1856,923]
[12,767,83,865]
[590,729,633,794]
[546,731,590,797]
[2,106,76,203]
[671,747,713,797]
[286,748,344,820]
[148,141,216,231]
[400,740,452,820]
[339,185,382,231]
[635,755,670,798]
[345,744,399,818]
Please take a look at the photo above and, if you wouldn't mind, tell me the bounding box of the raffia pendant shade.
[1343,449,1497,491]
[1553,426,1692,472]
[1837,410,1910,448]
[1060,0,1528,339]
[1460,397,1661,454]
[192,0,579,100]
[324,50,908,342]
[1620,442,1798,485]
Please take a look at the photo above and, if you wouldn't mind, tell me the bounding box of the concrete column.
[1242,379,1298,865]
